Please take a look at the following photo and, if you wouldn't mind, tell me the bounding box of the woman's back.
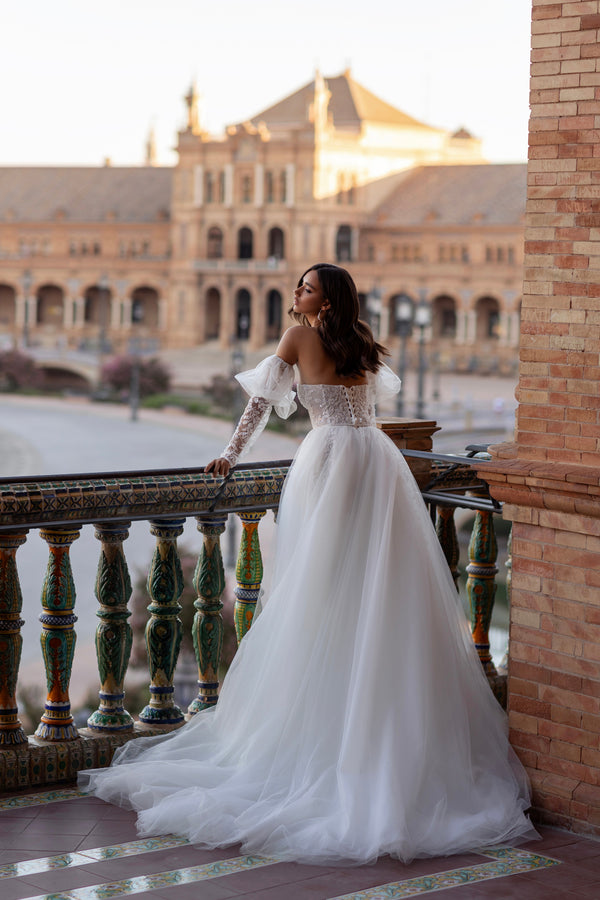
[278,325,367,387]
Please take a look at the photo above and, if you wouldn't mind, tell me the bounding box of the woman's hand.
[205,457,231,477]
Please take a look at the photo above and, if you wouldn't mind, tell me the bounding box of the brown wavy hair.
[289,263,388,377]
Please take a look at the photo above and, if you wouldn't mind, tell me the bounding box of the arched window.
[236,289,251,339]
[37,284,65,326]
[266,289,282,341]
[131,286,159,328]
[335,225,352,262]
[475,296,501,340]
[268,227,285,260]
[0,284,16,326]
[207,226,223,259]
[238,227,253,260]
[431,296,457,339]
[205,287,220,340]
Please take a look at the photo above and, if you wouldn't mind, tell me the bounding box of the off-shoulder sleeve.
[372,363,401,406]
[219,356,297,467]
[235,355,297,419]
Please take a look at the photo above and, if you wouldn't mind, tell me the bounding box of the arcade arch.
[37,284,65,326]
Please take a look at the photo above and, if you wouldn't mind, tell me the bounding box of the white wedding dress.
[79,356,536,865]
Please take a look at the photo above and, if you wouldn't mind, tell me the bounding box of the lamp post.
[366,287,382,339]
[97,273,110,355]
[414,292,431,420]
[21,270,32,348]
[394,295,413,417]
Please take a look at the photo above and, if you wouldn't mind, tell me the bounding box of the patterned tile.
[0,790,87,811]
[0,835,191,880]
[24,854,279,900]
[329,849,561,899]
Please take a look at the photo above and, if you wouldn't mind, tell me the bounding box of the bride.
[79,263,537,865]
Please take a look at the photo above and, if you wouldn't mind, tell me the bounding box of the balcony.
[1,439,599,898]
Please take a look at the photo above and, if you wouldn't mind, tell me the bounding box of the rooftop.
[247,70,435,132]
[371,164,527,228]
[0,166,172,223]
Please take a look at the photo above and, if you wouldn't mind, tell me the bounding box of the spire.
[184,82,204,134]
[145,124,157,166]
[309,68,331,132]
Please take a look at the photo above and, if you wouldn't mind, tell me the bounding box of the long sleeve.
[221,356,297,466]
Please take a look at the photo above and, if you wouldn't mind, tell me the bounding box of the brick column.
[481,0,600,837]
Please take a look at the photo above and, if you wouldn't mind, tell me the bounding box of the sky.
[0,0,532,168]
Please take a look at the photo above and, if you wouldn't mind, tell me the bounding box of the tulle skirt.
[79,425,537,864]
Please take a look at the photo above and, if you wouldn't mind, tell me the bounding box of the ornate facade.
[0,70,525,373]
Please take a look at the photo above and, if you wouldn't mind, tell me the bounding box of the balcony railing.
[0,443,506,792]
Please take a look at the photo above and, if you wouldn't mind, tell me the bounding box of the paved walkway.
[0,788,599,899]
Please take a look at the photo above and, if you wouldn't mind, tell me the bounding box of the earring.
[317,308,324,323]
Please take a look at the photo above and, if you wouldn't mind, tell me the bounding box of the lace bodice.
[297,383,375,429]
[220,355,400,466]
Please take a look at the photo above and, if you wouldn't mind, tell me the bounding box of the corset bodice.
[297,383,376,429]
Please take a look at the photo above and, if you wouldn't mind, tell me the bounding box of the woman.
[80,263,536,865]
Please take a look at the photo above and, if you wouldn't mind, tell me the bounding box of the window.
[335,225,352,262]
[268,227,284,260]
[207,227,223,259]
[280,170,287,203]
[265,171,274,203]
[242,175,252,203]
[238,227,253,259]
[219,171,226,203]
[205,171,214,203]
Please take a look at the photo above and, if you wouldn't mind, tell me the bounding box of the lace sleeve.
[221,396,272,466]
[220,355,297,466]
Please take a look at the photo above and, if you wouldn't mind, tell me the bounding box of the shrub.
[0,349,39,391]
[100,355,171,398]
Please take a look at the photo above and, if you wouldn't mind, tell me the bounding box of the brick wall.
[482,0,600,835]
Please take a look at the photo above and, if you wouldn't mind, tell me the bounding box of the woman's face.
[293,270,328,323]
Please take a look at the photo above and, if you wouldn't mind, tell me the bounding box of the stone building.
[0,70,525,372]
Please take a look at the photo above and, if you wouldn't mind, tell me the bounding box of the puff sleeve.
[220,356,297,466]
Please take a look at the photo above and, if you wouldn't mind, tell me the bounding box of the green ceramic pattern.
[0,835,191,879]
[88,524,134,732]
[466,509,498,676]
[435,507,460,589]
[189,515,226,713]
[24,854,279,900]
[330,849,561,899]
[138,520,184,725]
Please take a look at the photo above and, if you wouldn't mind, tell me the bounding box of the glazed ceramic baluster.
[234,511,266,644]
[35,527,81,740]
[138,519,185,726]
[466,510,498,677]
[87,522,134,733]
[0,531,29,745]
[188,515,226,715]
[435,506,460,589]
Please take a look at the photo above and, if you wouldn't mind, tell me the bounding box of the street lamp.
[366,287,382,339]
[394,295,413,416]
[97,273,110,354]
[415,291,431,419]
[21,269,32,348]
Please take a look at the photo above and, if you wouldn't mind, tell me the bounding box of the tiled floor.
[0,788,599,899]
